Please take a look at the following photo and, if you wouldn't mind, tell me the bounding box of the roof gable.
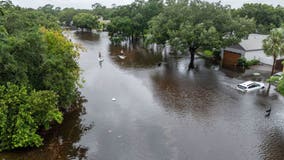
[229,44,245,51]
[226,34,268,52]
[239,34,268,51]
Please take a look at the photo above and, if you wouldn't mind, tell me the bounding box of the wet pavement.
[0,31,284,160]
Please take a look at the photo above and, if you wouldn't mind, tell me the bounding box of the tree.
[148,0,255,69]
[0,7,3,15]
[263,28,284,94]
[0,0,13,16]
[278,71,284,95]
[73,13,98,31]
[107,0,163,43]
[0,83,62,151]
[0,3,80,106]
[38,4,61,16]
[263,28,284,76]
[39,27,80,107]
[169,23,220,68]
[2,7,60,35]
[234,3,284,34]
[107,16,133,43]
[0,1,81,151]
[92,3,113,20]
[58,8,77,26]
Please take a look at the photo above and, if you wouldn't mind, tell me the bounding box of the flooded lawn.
[1,32,284,160]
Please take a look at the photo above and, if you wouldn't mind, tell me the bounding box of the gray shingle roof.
[239,34,268,51]
[228,44,245,51]
[226,34,268,51]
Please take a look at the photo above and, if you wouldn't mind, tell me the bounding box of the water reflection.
[0,92,93,160]
[151,58,222,118]
[99,61,103,68]
[2,31,283,160]
[75,31,100,41]
[109,44,163,68]
[103,33,284,160]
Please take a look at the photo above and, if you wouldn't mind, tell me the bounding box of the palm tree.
[263,28,284,95]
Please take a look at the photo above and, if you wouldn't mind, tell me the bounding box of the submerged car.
[273,72,284,77]
[272,72,283,80]
[236,81,265,93]
[270,72,283,85]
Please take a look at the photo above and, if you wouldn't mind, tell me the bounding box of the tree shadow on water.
[109,44,163,69]
[150,58,221,121]
[75,31,100,41]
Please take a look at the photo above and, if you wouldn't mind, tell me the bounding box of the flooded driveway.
[1,32,284,160]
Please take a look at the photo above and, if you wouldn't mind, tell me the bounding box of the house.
[221,34,284,70]
[98,17,111,25]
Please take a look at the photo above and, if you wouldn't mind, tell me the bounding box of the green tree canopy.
[234,3,284,34]
[73,13,99,31]
[38,4,61,16]
[263,28,284,75]
[0,83,62,151]
[107,0,163,43]
[0,1,81,151]
[58,8,77,26]
[148,0,255,69]
[263,28,284,95]
[92,3,113,20]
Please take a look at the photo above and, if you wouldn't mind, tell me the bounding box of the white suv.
[236,81,265,93]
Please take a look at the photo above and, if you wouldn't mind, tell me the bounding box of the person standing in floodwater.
[99,52,102,58]
[120,50,124,55]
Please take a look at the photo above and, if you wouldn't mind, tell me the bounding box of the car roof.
[239,81,254,86]
[273,72,283,76]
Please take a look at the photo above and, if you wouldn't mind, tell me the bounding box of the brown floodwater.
[1,31,284,160]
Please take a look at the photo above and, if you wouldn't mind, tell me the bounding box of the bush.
[277,79,284,95]
[247,59,260,66]
[203,50,213,58]
[237,57,259,68]
[0,83,62,151]
[237,57,248,68]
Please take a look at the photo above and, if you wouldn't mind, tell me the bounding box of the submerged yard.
[1,31,284,160]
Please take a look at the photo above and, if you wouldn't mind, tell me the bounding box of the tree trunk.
[270,56,277,76]
[131,34,134,43]
[188,47,196,70]
[267,56,277,95]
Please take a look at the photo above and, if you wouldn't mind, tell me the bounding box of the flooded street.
[1,31,284,160]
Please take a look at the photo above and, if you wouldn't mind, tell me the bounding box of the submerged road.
[1,31,284,160]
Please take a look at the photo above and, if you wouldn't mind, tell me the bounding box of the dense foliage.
[263,28,284,95]
[58,8,78,26]
[278,78,284,95]
[73,13,99,31]
[0,1,80,151]
[0,83,62,151]
[263,28,284,76]
[107,0,163,43]
[148,0,255,69]
[234,3,284,34]
[1,0,284,151]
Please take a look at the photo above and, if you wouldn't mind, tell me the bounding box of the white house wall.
[244,50,274,65]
